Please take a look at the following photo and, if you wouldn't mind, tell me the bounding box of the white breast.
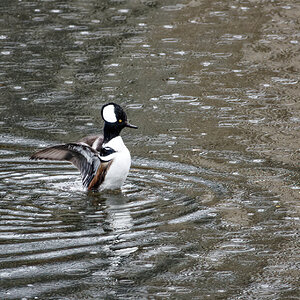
[100,136,131,190]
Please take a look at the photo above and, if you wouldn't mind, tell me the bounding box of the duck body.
[99,136,131,190]
[30,103,137,191]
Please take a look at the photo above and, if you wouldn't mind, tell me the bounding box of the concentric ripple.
[1,130,296,299]
[0,135,228,299]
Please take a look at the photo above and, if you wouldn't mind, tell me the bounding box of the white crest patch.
[102,104,117,123]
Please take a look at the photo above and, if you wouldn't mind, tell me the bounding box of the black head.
[101,103,137,142]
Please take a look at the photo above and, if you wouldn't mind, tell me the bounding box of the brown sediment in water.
[239,1,300,206]
[237,2,300,297]
[242,1,300,167]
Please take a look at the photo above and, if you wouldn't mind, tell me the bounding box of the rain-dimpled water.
[0,0,299,299]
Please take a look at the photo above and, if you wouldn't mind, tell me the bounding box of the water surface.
[0,0,299,299]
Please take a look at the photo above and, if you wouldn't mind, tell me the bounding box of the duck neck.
[103,123,121,143]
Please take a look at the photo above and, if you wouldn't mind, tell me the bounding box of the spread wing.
[30,143,108,189]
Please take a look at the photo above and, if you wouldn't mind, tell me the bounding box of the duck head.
[101,103,138,142]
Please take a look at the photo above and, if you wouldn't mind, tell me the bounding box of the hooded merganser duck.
[30,103,138,191]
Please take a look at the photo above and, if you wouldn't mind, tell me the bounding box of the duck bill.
[125,121,138,129]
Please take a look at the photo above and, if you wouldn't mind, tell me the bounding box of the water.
[0,0,299,299]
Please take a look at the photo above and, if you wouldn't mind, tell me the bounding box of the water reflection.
[0,0,300,299]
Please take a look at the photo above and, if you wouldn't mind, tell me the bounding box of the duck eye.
[119,119,122,123]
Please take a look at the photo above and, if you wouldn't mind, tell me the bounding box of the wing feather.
[30,143,102,188]
[88,161,112,190]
